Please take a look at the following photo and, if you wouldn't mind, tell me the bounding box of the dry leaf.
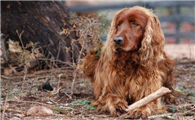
[3,68,12,75]
[1,104,9,110]
[65,47,70,53]
[73,62,76,68]
[9,41,22,53]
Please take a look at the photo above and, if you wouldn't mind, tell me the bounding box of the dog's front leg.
[91,85,128,116]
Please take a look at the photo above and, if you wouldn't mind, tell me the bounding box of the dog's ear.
[151,16,165,46]
[139,14,165,63]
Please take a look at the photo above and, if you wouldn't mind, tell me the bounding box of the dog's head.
[107,6,165,61]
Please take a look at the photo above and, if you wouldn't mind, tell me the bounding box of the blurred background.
[66,0,195,59]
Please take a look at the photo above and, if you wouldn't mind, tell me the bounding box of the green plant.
[71,100,96,110]
[191,97,195,100]
[169,107,177,113]
[95,44,102,57]
[177,86,186,92]
[188,90,195,95]
[54,106,61,111]
[7,89,13,99]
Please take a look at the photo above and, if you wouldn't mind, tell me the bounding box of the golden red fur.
[83,6,176,118]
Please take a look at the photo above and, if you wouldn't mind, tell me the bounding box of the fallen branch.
[126,87,171,111]
[3,109,23,114]
[148,113,172,119]
[6,100,51,107]
[177,60,195,65]
[120,87,171,118]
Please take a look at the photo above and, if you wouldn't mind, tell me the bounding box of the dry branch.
[120,87,171,119]
[126,87,171,112]
[178,60,195,64]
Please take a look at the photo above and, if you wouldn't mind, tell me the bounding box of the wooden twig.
[37,58,74,68]
[70,41,84,96]
[148,113,172,119]
[1,35,9,61]
[1,67,73,81]
[22,66,28,92]
[70,72,77,97]
[177,60,195,64]
[63,91,72,99]
[2,94,8,120]
[16,30,25,49]
[4,109,23,114]
[6,100,50,106]
[120,87,171,118]
[126,87,171,111]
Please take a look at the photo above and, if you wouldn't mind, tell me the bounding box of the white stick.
[126,87,171,111]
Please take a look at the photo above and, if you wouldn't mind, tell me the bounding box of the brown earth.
[1,44,195,120]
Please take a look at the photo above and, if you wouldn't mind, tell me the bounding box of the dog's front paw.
[164,94,178,104]
[91,96,128,116]
[113,99,128,116]
[128,107,151,119]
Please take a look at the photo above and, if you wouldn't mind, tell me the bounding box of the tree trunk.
[1,1,80,63]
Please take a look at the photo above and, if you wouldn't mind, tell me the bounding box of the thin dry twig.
[6,99,51,107]
[63,91,73,99]
[70,41,85,96]
[1,94,8,120]
[148,113,172,119]
[37,58,74,68]
[16,30,25,49]
[1,35,9,61]
[166,103,195,109]
[4,109,23,114]
[177,60,195,64]
[50,87,62,96]
[1,67,73,81]
[22,66,28,92]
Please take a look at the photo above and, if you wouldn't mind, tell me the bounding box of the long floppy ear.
[139,14,165,63]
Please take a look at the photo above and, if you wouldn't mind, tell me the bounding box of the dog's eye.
[117,23,120,27]
[132,22,139,27]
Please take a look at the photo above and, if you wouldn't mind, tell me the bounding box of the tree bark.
[1,1,80,63]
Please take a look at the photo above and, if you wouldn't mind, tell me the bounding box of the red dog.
[83,6,175,118]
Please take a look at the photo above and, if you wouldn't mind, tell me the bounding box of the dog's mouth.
[114,44,122,50]
[114,44,136,53]
[114,45,128,52]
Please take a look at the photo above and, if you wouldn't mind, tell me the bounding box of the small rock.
[27,106,53,117]
[10,117,20,120]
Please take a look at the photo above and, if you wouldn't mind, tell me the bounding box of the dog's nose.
[113,37,123,44]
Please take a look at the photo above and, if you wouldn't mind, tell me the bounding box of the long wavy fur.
[83,6,175,117]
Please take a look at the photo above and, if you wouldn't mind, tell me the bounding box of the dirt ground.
[1,44,195,120]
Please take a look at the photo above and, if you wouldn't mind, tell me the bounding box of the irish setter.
[83,6,176,119]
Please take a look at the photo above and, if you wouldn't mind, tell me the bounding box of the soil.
[1,45,195,120]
